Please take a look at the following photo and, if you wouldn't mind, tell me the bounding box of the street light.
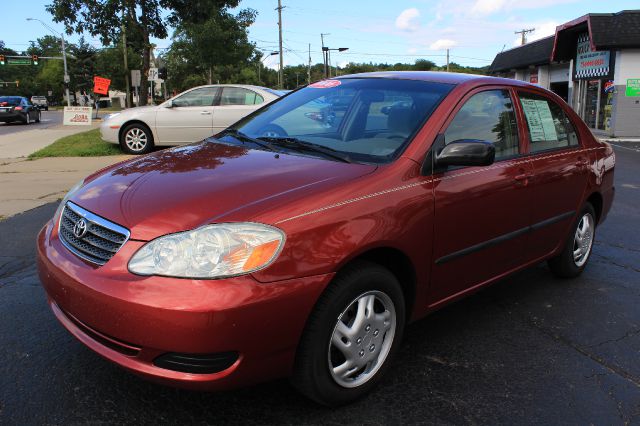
[258,51,278,86]
[26,18,71,107]
[321,47,349,78]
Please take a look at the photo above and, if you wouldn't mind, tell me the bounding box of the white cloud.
[395,8,421,32]
[468,0,578,17]
[429,39,458,50]
[470,0,508,16]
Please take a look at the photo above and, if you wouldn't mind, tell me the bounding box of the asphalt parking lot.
[0,144,638,425]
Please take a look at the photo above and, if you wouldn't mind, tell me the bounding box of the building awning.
[489,36,554,73]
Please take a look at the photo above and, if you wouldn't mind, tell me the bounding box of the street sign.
[625,79,640,97]
[93,76,111,95]
[63,106,92,126]
[64,75,70,83]
[48,90,53,96]
[149,67,158,81]
[7,58,31,66]
[131,70,141,87]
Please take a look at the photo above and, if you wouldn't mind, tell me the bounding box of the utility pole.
[321,33,330,78]
[27,18,70,106]
[515,28,535,45]
[276,0,285,89]
[121,9,130,108]
[308,43,311,85]
[446,48,450,72]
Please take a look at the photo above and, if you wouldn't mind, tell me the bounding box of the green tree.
[46,0,240,106]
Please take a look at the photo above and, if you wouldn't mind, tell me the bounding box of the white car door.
[155,87,218,144]
[212,87,265,134]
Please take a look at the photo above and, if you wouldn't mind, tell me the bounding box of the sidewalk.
[0,155,130,218]
[0,122,101,158]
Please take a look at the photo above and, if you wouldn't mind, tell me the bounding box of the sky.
[2,0,639,70]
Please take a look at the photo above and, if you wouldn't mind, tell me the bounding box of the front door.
[155,87,218,144]
[430,88,534,304]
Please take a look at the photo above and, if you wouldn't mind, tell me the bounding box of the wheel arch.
[118,120,155,145]
[335,246,417,322]
[585,191,603,225]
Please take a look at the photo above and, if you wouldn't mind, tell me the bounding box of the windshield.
[0,97,22,106]
[223,78,453,164]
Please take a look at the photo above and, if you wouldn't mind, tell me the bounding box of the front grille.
[58,201,130,265]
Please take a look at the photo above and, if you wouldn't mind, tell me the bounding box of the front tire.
[292,261,405,406]
[120,123,154,155]
[35,111,41,123]
[548,203,596,278]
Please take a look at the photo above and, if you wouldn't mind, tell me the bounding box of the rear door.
[155,87,218,144]
[515,90,587,261]
[212,87,265,134]
[430,87,535,303]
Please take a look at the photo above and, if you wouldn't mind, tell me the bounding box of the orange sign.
[93,76,111,95]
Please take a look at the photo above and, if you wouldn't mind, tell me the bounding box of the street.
[0,144,638,425]
[0,110,63,136]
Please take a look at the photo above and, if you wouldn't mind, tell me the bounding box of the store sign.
[625,79,640,97]
[530,69,538,84]
[63,107,92,126]
[575,33,610,79]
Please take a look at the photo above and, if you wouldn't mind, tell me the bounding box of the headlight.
[128,223,285,279]
[105,112,121,121]
[54,179,84,223]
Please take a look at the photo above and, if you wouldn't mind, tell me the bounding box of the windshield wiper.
[257,137,353,164]
[217,129,280,153]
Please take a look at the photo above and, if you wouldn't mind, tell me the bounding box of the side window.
[518,92,579,152]
[172,87,217,107]
[444,90,519,160]
[220,87,264,106]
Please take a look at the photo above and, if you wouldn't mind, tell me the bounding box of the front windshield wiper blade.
[217,129,280,153]
[257,137,353,164]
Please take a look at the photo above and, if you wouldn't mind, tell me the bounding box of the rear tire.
[119,123,154,155]
[291,261,405,406]
[23,114,30,125]
[548,203,596,278]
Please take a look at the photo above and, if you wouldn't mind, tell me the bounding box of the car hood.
[70,141,376,240]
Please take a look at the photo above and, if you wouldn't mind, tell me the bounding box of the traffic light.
[32,55,38,65]
[158,67,167,80]
[0,55,5,66]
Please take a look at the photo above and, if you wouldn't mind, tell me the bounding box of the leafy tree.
[46,0,239,105]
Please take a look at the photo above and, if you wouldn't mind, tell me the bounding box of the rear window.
[0,97,22,106]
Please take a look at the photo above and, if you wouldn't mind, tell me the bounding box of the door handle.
[575,157,588,167]
[200,111,212,115]
[514,172,533,186]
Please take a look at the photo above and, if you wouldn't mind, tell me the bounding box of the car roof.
[336,71,535,88]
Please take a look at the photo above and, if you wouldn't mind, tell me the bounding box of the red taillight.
[14,106,23,111]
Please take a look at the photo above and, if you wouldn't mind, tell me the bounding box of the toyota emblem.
[73,218,88,238]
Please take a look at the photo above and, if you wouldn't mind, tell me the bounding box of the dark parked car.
[37,72,615,406]
[0,96,41,124]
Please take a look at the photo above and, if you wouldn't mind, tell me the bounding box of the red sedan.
[37,72,615,406]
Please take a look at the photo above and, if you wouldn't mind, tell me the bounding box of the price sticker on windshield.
[309,80,342,89]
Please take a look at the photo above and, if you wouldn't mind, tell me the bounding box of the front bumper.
[37,219,332,390]
[99,120,120,144]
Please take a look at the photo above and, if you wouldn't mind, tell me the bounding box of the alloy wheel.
[328,290,396,388]
[573,212,594,267]
[125,128,148,152]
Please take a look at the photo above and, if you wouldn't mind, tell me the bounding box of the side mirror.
[436,140,495,167]
[164,100,174,108]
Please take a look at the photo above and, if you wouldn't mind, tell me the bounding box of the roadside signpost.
[63,106,92,126]
[131,70,141,106]
[93,76,111,118]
